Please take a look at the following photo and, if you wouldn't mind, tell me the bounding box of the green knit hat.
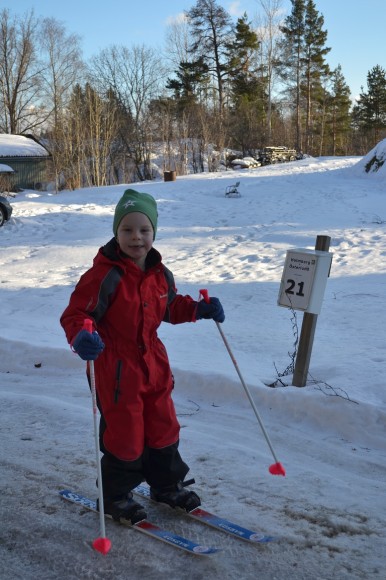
[113,189,158,239]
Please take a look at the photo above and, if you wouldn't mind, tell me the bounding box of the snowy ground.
[1,152,385,579]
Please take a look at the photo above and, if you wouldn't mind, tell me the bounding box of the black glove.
[196,297,225,323]
[72,329,105,361]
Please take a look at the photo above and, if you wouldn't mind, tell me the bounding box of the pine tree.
[226,13,267,153]
[166,57,209,108]
[277,0,330,153]
[353,65,386,143]
[186,0,232,113]
[328,65,351,155]
[227,13,261,105]
[278,0,306,150]
[302,0,330,152]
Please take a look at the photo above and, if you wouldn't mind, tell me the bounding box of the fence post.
[292,235,331,387]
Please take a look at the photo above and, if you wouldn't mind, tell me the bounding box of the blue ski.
[59,489,219,556]
[134,484,275,544]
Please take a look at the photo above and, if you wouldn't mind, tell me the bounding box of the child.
[60,189,225,523]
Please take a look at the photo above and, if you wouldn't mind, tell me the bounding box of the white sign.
[278,249,332,314]
[278,251,316,311]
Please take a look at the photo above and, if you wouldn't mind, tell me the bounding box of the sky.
[1,140,386,577]
[7,0,386,100]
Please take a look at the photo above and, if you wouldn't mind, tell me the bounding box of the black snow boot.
[99,492,147,524]
[150,479,201,512]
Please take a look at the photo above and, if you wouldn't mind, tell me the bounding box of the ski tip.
[269,462,286,476]
[92,537,112,554]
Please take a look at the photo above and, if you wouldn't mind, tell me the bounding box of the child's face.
[116,212,154,268]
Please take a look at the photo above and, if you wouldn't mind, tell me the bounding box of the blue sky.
[7,0,386,99]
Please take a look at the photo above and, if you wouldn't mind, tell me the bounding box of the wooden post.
[292,235,331,387]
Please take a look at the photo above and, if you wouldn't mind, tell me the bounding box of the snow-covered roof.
[0,134,49,158]
[0,163,14,173]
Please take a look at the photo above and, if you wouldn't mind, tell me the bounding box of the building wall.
[0,157,52,190]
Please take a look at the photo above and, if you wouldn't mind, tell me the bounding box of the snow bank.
[353,138,386,176]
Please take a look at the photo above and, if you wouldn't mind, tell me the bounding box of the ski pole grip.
[83,318,93,333]
[199,288,210,303]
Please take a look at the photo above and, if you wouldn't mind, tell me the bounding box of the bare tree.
[0,8,44,133]
[39,17,84,126]
[89,44,166,180]
[39,17,84,191]
[164,13,191,69]
[85,85,118,187]
[256,0,283,142]
[51,83,120,190]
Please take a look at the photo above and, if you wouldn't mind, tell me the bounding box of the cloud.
[165,12,188,26]
[227,1,244,17]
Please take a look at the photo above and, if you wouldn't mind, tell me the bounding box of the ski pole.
[199,290,285,477]
[83,319,112,554]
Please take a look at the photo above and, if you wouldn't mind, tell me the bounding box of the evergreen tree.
[166,57,209,108]
[227,13,261,105]
[328,65,351,155]
[277,0,330,153]
[353,65,386,143]
[302,0,330,151]
[226,13,267,153]
[277,0,306,150]
[186,0,232,113]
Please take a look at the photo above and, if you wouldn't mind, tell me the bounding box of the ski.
[134,484,275,544]
[59,489,219,556]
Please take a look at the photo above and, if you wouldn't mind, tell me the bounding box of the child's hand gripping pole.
[199,290,286,477]
[83,319,112,554]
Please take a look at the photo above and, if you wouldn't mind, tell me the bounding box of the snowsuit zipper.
[114,360,122,403]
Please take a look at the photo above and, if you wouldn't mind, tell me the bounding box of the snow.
[354,138,386,176]
[0,163,14,173]
[0,134,49,157]
[1,151,385,579]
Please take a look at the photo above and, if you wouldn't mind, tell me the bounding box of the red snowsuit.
[60,238,197,463]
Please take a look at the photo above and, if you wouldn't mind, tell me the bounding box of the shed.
[0,163,15,194]
[0,134,52,190]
